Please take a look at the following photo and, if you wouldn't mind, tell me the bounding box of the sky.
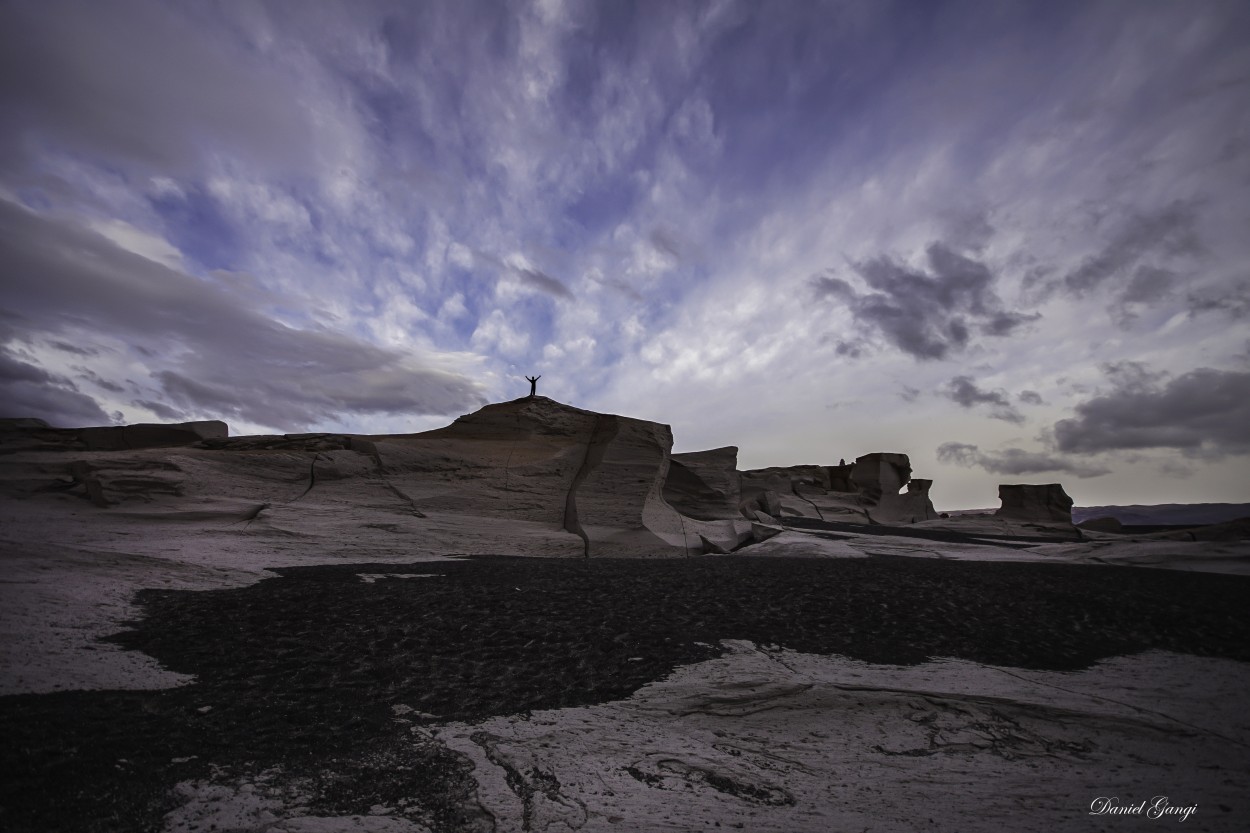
[2,0,1248,509]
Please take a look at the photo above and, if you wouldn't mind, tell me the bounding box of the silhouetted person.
[526,375,541,398]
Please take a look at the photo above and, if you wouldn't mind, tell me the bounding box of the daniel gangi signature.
[1090,796,1197,822]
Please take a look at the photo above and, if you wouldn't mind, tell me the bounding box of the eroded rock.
[996,484,1074,523]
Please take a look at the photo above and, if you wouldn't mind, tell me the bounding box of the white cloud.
[86,218,184,270]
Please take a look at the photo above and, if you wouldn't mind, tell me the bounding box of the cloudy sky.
[2,0,1248,508]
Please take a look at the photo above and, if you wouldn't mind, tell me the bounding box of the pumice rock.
[996,483,1074,523]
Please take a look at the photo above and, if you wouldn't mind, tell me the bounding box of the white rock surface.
[435,641,1248,832]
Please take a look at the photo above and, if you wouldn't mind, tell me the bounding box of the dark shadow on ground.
[3,555,1249,832]
[781,516,1079,547]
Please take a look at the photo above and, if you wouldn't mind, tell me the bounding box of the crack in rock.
[469,731,587,831]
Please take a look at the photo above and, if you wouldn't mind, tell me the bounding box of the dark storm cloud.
[1018,390,1044,406]
[937,442,1110,479]
[0,199,485,430]
[0,347,111,426]
[1053,366,1250,457]
[811,243,1039,361]
[941,376,1024,424]
[515,267,574,300]
[1061,200,1202,296]
[0,0,313,176]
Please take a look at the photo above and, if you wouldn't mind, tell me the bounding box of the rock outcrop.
[0,419,227,452]
[996,484,1074,523]
[851,453,912,505]
[733,453,937,524]
[664,447,742,521]
[849,453,937,524]
[374,397,748,556]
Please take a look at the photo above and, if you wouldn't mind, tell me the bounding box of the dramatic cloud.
[942,376,1024,424]
[1061,200,1202,297]
[0,199,485,431]
[1,0,1247,506]
[0,347,111,427]
[1053,366,1250,457]
[937,442,1111,479]
[812,243,1039,361]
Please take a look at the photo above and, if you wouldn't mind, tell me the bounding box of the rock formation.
[847,453,937,524]
[663,447,742,521]
[375,396,753,555]
[0,419,227,452]
[732,453,937,524]
[851,453,912,505]
[995,483,1074,523]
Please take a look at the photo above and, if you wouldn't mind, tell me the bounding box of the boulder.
[750,522,783,542]
[996,484,1074,523]
[664,447,741,520]
[739,489,783,520]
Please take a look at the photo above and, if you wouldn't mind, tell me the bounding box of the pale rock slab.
[436,642,1249,832]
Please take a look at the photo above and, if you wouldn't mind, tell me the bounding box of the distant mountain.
[1071,503,1250,526]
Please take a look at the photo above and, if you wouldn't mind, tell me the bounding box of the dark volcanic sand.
[3,555,1249,832]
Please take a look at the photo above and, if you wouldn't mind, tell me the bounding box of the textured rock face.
[378,397,744,555]
[664,447,742,521]
[996,484,1074,523]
